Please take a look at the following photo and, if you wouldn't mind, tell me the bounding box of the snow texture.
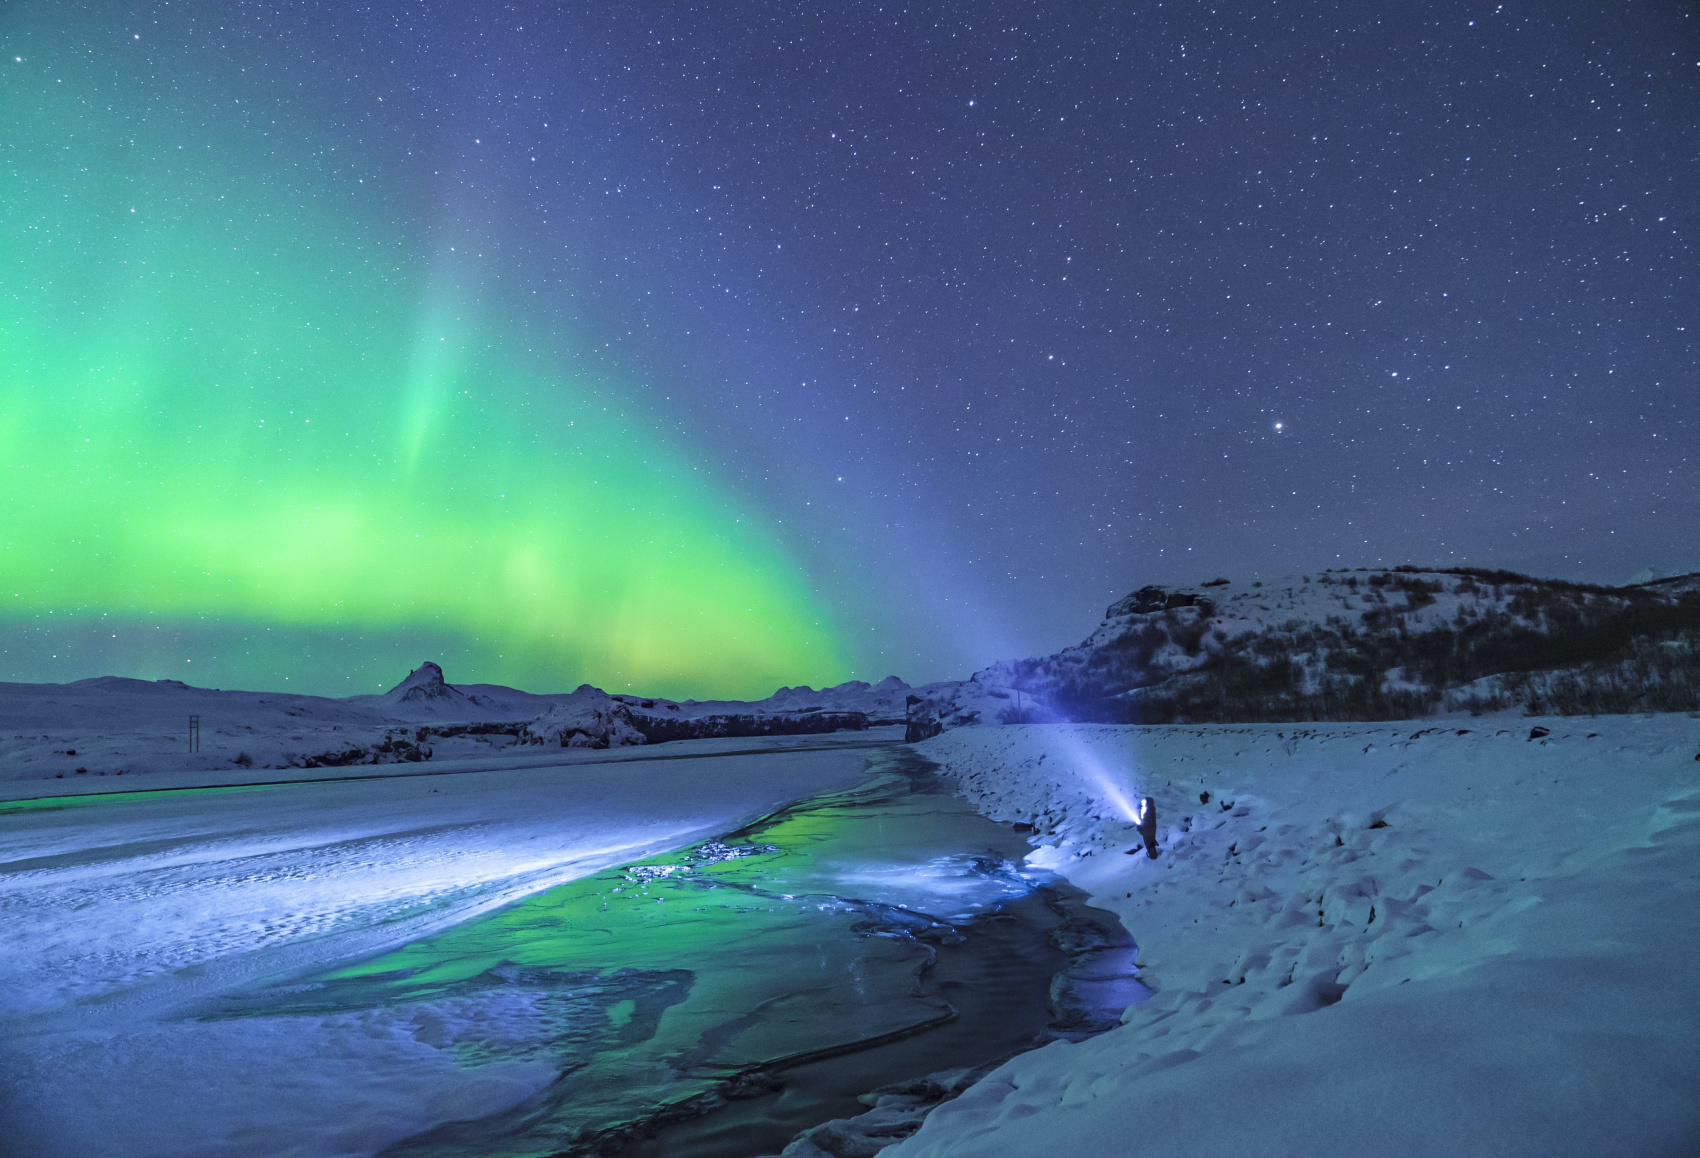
[0,741,874,1157]
[879,716,1700,1158]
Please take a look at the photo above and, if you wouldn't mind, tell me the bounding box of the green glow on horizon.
[0,36,846,698]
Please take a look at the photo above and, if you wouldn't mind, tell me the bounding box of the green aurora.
[0,30,846,698]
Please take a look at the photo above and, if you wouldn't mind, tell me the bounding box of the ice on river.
[0,743,873,1157]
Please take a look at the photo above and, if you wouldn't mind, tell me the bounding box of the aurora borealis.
[4,2,1696,697]
[2,5,845,696]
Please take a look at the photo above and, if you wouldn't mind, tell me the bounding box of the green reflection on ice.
[215,764,1045,1157]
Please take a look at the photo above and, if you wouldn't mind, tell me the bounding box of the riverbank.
[893,715,1700,1158]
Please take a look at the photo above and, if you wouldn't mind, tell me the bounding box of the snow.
[0,739,875,1157]
[522,684,651,748]
[910,568,1699,727]
[0,664,927,783]
[883,715,1700,1158]
[8,653,1698,1155]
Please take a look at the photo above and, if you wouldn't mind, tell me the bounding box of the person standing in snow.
[1136,797,1159,858]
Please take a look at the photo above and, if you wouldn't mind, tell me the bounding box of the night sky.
[3,2,1695,697]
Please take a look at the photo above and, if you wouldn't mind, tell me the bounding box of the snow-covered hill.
[913,567,1700,730]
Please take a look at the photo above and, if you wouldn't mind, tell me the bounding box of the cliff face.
[911,567,1700,728]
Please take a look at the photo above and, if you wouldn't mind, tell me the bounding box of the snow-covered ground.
[0,664,930,783]
[8,673,1698,1157]
[0,739,876,1157]
[887,715,1700,1157]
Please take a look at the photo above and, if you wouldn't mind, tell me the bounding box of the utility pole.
[188,714,201,754]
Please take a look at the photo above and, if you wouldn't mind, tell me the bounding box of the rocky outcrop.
[1106,586,1216,617]
[379,661,474,714]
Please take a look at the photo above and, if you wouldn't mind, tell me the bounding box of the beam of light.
[1054,731,1143,822]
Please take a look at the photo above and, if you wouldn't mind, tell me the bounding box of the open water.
[207,748,1144,1157]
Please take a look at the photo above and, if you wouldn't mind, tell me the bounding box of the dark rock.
[1107,585,1215,617]
[630,709,869,744]
[1107,585,1174,616]
[905,717,944,742]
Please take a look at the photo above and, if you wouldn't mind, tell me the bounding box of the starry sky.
[2,1,1695,697]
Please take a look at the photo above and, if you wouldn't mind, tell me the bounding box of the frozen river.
[0,739,1139,1157]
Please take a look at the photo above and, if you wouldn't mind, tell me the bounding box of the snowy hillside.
[914,568,1700,729]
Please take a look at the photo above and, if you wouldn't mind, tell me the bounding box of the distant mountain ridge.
[0,664,937,777]
[8,564,1696,780]
[338,667,940,753]
[913,566,1700,728]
